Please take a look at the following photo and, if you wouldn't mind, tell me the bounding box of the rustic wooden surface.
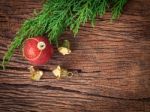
[0,0,150,112]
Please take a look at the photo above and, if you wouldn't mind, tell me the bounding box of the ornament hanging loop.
[67,72,74,77]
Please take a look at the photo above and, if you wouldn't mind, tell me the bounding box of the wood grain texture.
[0,0,150,112]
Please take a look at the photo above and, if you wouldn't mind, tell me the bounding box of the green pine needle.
[2,0,128,68]
[112,0,128,20]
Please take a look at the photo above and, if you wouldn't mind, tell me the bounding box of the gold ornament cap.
[28,66,43,81]
[58,40,71,55]
[52,65,73,79]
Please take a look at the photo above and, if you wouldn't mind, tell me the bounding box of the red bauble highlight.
[23,36,53,65]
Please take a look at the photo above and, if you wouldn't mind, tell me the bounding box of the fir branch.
[70,1,93,35]
[2,20,35,68]
[90,0,109,26]
[2,0,128,68]
[111,0,128,20]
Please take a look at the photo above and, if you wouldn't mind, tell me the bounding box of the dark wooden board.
[0,0,150,112]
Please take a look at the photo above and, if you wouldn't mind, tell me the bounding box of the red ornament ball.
[23,36,53,65]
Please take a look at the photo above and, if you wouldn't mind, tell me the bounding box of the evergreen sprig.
[2,0,128,68]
